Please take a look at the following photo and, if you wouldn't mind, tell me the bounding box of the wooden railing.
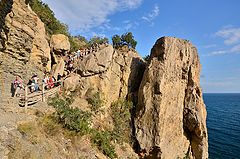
[19,81,61,108]
[18,44,108,108]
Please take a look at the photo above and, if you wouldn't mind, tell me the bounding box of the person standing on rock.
[13,76,23,97]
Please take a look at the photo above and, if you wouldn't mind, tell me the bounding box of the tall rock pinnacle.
[134,37,208,159]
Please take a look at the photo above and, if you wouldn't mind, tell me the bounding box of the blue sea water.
[203,93,240,159]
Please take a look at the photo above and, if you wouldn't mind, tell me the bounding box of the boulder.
[134,37,208,159]
[63,75,80,93]
[50,34,70,77]
[50,34,70,53]
[78,45,114,76]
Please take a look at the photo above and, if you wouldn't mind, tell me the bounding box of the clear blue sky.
[42,0,240,93]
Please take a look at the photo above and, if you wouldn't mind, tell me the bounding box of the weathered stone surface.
[50,34,70,53]
[30,17,51,72]
[0,0,51,100]
[50,34,70,77]
[76,44,145,106]
[78,44,113,76]
[134,37,208,159]
[63,75,81,93]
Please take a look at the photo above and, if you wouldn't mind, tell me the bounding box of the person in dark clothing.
[56,73,62,86]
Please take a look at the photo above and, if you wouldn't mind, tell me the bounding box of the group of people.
[72,43,108,61]
[64,56,74,75]
[13,73,62,97]
[13,43,109,97]
[64,43,108,75]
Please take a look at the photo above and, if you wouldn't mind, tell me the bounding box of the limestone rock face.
[63,75,81,93]
[30,17,51,72]
[50,34,70,53]
[134,37,208,159]
[0,0,51,99]
[50,34,70,77]
[79,44,113,76]
[76,44,145,106]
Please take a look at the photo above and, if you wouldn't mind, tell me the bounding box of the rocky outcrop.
[78,44,113,76]
[63,75,81,93]
[76,44,145,106]
[30,17,51,72]
[0,0,51,99]
[134,37,208,159]
[50,34,70,77]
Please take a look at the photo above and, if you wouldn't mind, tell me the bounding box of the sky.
[42,0,240,93]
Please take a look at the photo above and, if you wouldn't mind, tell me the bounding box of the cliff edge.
[135,37,208,159]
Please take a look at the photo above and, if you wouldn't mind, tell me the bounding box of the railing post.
[42,83,45,102]
[24,86,28,109]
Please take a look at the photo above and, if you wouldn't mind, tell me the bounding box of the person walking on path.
[13,76,23,97]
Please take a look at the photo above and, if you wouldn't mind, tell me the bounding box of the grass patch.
[17,122,41,145]
[38,114,62,136]
[17,122,36,136]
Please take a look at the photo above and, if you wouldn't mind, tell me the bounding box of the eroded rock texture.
[50,34,70,77]
[134,37,208,159]
[0,0,50,99]
[76,44,145,106]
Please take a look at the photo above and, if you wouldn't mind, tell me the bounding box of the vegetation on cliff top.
[27,0,137,52]
[112,32,137,49]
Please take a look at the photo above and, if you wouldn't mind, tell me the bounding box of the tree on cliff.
[28,0,68,35]
[112,32,137,49]
[89,36,109,46]
[112,34,121,49]
[75,35,89,44]
[27,0,84,52]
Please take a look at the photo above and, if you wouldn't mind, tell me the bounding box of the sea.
[203,93,240,159]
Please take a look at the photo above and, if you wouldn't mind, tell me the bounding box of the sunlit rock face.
[0,0,51,99]
[135,36,208,159]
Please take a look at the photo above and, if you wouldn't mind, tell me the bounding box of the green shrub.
[87,92,104,113]
[110,99,133,144]
[91,129,117,159]
[48,94,91,136]
[89,36,109,46]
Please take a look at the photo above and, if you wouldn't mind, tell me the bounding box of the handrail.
[18,44,108,108]
[20,80,61,109]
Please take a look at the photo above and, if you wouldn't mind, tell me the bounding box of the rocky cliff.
[0,0,208,158]
[0,0,70,101]
[74,44,145,106]
[135,37,208,159]
[0,0,48,100]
